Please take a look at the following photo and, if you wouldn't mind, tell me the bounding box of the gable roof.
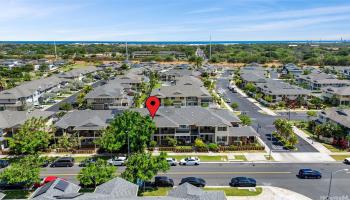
[0,110,55,129]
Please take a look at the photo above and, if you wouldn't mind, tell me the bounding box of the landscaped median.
[142,187,263,197]
[330,154,350,161]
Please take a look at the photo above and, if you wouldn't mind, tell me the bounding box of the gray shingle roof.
[0,110,55,129]
[133,107,240,128]
[94,177,138,198]
[322,86,350,96]
[228,126,258,137]
[0,76,62,100]
[54,110,120,130]
[151,76,211,98]
[168,183,226,200]
[57,66,98,78]
[85,82,125,99]
[321,108,350,129]
[31,179,81,200]
[256,80,310,96]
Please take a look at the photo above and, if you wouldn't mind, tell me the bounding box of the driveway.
[217,71,318,152]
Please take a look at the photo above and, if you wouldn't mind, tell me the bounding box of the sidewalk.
[227,186,312,200]
[292,126,331,154]
[234,86,277,116]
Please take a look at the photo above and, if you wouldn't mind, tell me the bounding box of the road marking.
[41,171,292,176]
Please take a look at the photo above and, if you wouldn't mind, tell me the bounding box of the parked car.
[179,177,206,187]
[0,181,30,190]
[79,158,97,167]
[50,157,75,167]
[33,176,59,188]
[154,176,174,187]
[107,157,127,166]
[41,160,50,168]
[298,169,322,179]
[166,158,178,166]
[139,181,157,191]
[179,157,200,166]
[0,160,9,168]
[344,157,350,165]
[230,177,256,187]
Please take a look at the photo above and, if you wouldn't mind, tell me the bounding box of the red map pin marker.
[145,96,160,119]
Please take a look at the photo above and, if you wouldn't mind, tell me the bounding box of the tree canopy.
[8,117,54,155]
[97,111,156,153]
[238,114,252,126]
[78,159,116,187]
[121,152,169,184]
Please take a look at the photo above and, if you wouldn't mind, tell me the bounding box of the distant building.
[280,63,303,77]
[296,72,350,90]
[322,86,350,105]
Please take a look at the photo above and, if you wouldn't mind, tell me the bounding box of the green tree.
[78,159,116,187]
[8,117,54,155]
[194,138,207,151]
[39,64,49,72]
[83,85,93,94]
[165,136,177,147]
[239,114,252,126]
[0,155,41,188]
[59,102,73,111]
[121,152,169,184]
[163,98,173,106]
[121,63,130,70]
[23,72,31,81]
[56,134,79,151]
[97,111,156,153]
[315,122,343,138]
[306,110,317,118]
[230,102,239,110]
[244,83,256,93]
[77,92,86,108]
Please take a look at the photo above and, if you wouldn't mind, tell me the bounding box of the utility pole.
[54,41,58,60]
[125,41,129,61]
[209,34,212,60]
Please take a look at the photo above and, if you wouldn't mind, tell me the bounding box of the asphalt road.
[40,162,350,199]
[217,71,318,152]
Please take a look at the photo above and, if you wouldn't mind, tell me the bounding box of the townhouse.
[296,72,350,90]
[158,69,200,82]
[318,107,350,137]
[280,63,303,77]
[134,107,258,146]
[0,110,55,150]
[239,66,269,87]
[57,66,99,81]
[322,86,350,105]
[151,76,213,107]
[256,80,310,104]
[0,76,63,111]
[54,107,258,147]
[85,82,132,110]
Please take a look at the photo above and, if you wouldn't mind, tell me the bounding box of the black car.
[41,160,50,168]
[179,177,206,187]
[50,157,75,167]
[298,169,322,179]
[230,177,256,187]
[79,158,97,167]
[0,181,30,190]
[0,160,9,168]
[154,176,174,187]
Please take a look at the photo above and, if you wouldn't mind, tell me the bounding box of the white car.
[166,158,178,166]
[179,157,200,166]
[344,157,350,165]
[107,157,127,166]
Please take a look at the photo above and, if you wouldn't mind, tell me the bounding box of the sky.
[1,0,350,41]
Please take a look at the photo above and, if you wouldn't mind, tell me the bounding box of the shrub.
[149,140,157,148]
[230,102,239,110]
[165,137,177,147]
[194,138,208,151]
[208,143,219,151]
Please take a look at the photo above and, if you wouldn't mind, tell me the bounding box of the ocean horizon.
[0,40,347,45]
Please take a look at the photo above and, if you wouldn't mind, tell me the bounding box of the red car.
[33,176,59,188]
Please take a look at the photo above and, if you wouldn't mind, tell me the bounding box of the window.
[217,127,227,131]
[179,125,188,129]
[217,136,227,142]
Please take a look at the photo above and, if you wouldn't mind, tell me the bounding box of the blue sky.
[1,0,350,41]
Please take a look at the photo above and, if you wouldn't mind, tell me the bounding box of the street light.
[327,168,349,200]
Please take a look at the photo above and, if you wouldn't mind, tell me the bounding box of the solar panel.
[32,181,54,198]
[54,180,69,192]
[54,193,83,199]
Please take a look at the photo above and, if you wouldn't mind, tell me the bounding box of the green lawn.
[234,155,247,161]
[142,187,262,197]
[322,143,349,153]
[3,190,31,199]
[142,187,171,196]
[204,187,262,196]
[330,155,350,161]
[170,155,227,162]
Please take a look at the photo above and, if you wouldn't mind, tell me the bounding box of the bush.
[165,137,177,147]
[194,138,208,151]
[208,143,219,151]
[230,102,239,110]
[149,140,157,148]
